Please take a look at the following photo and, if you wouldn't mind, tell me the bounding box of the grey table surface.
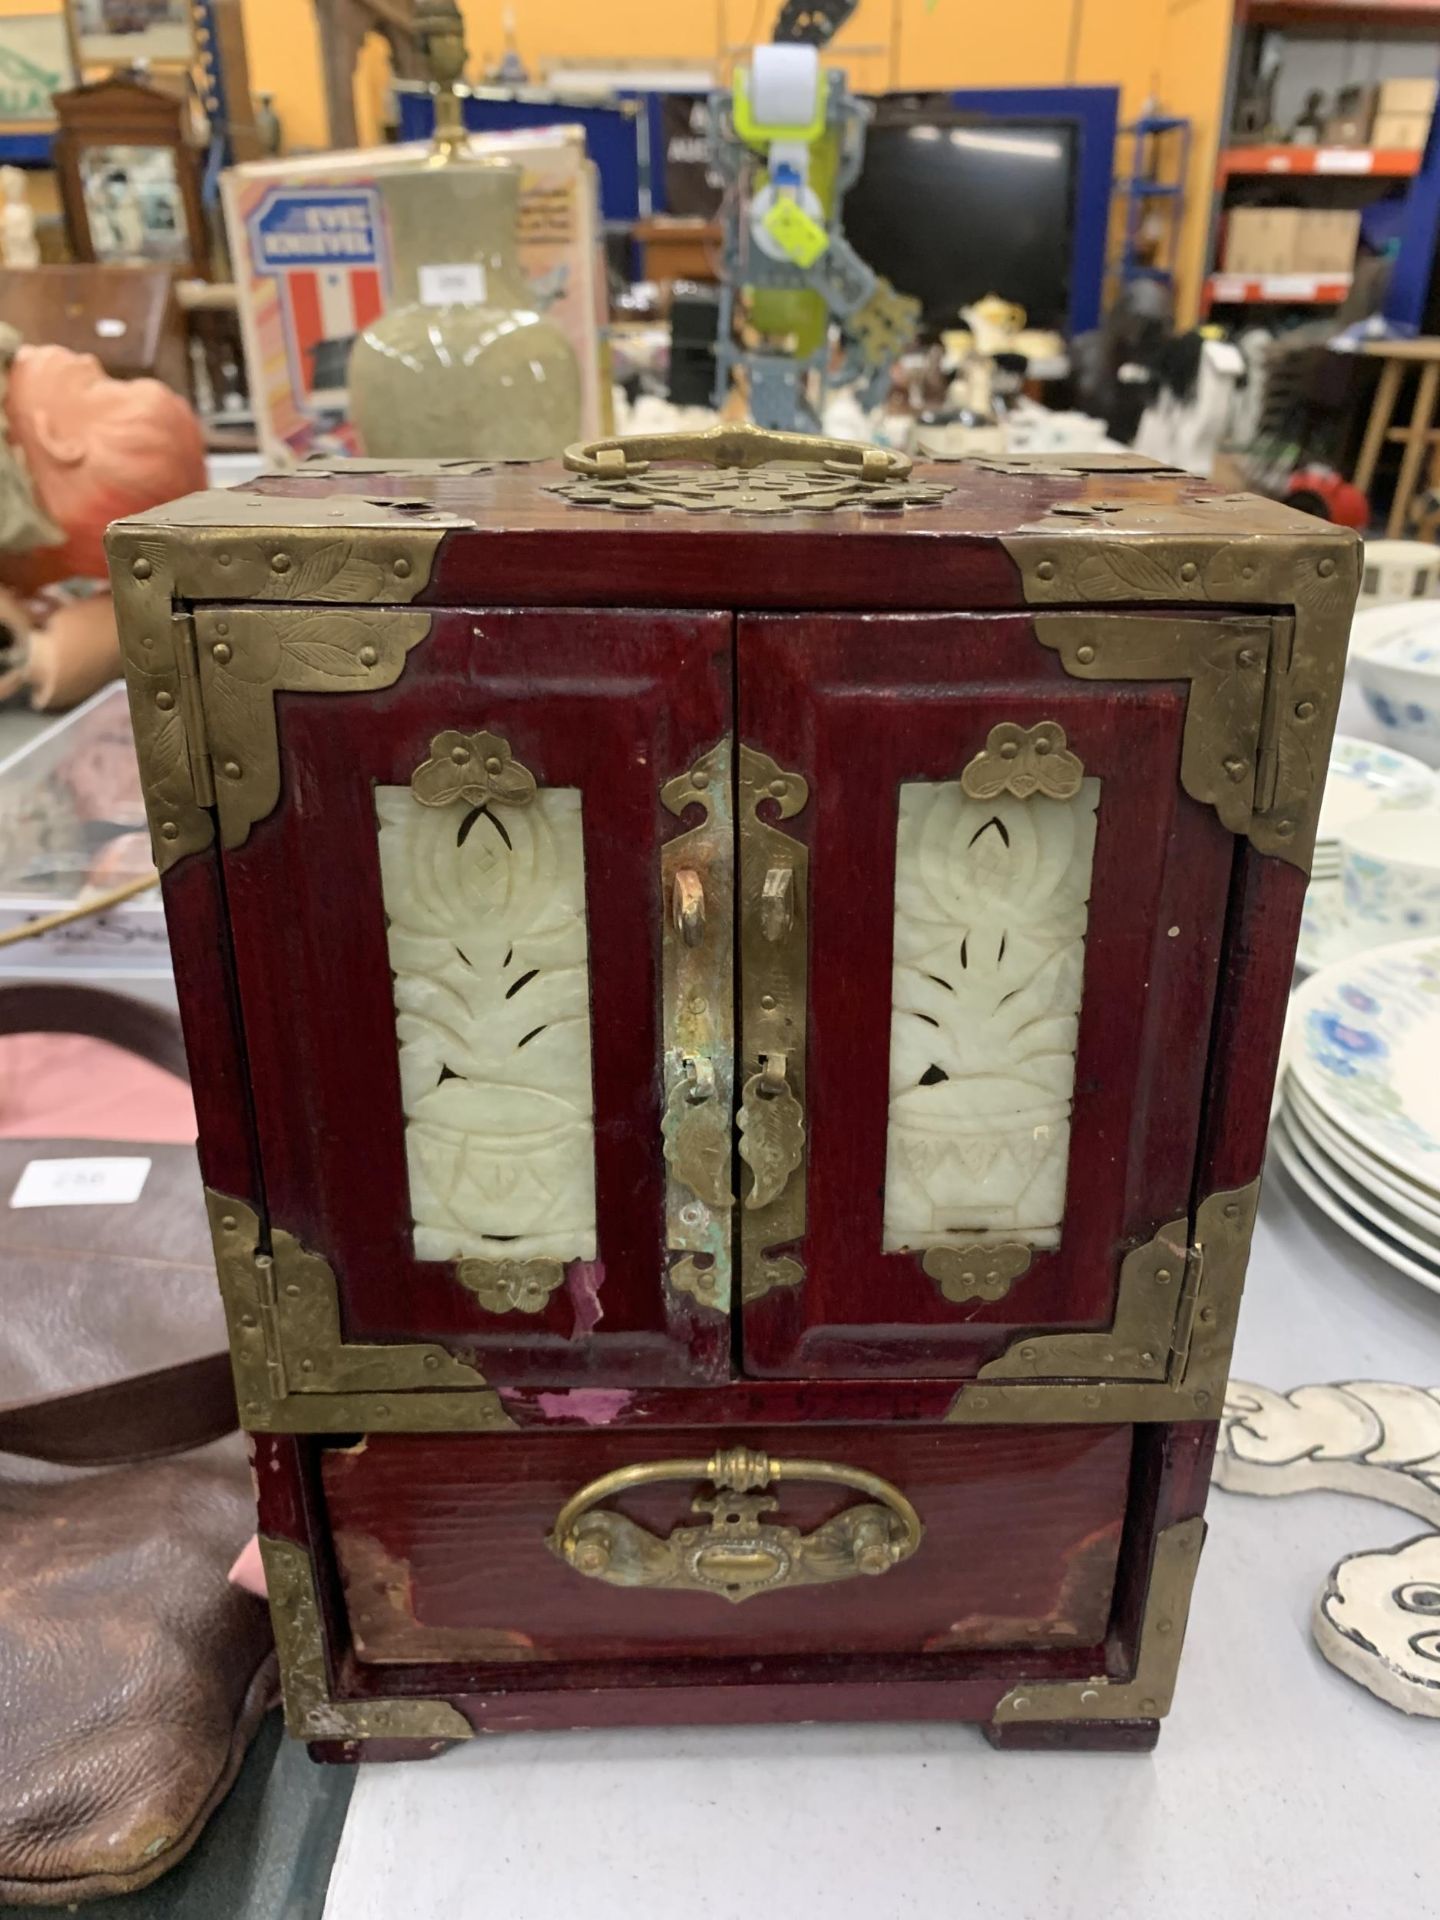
[321,1158,1440,1920]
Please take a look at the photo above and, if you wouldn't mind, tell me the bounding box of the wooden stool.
[1353,338,1440,537]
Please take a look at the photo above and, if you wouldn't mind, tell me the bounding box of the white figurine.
[0,168,39,270]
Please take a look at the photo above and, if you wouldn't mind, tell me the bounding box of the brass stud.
[1079,1687,1100,1705]
[1274,818,1294,838]
[1155,1268,1172,1284]
[300,1358,314,1373]
[1295,699,1316,720]
[1011,1695,1030,1713]
[1199,1305,1216,1324]
[450,745,470,764]
[769,778,789,798]
[1083,1391,1101,1409]
[423,1353,441,1370]
[1223,756,1248,782]
[285,1283,301,1299]
[1156,1617,1174,1635]
[1317,556,1335,578]
[970,1393,988,1410]
[760,993,776,1010]
[1237,647,1258,667]
[1033,736,1051,755]
[1075,643,1096,664]
[1179,561,1198,583]
[240,1313,257,1329]
[1139,1697,1160,1715]
[394,557,412,578]
[358,645,378,667]
[222,760,242,780]
[1223,1202,1240,1218]
[212,642,232,664]
[691,769,709,788]
[1035,560,1056,581]
[131,557,152,579]
[485,755,503,775]
[217,550,231,565]
[160,820,179,840]
[1194,1389,1210,1409]
[270,553,292,574]
[999,740,1019,759]
[155,690,174,710]
[1018,1344,1036,1361]
[221,1214,236,1230]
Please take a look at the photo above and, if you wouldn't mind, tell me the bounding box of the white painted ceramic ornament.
[1216,1379,1440,1716]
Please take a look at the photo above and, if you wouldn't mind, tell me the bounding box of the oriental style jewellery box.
[108,428,1357,1758]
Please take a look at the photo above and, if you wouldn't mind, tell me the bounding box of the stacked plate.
[1273,936,1440,1296]
[1310,735,1435,884]
[1298,736,1438,973]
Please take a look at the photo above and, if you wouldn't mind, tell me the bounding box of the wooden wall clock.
[106,427,1359,1758]
[52,68,209,279]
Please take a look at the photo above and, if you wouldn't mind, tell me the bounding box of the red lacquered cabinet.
[108,430,1357,1758]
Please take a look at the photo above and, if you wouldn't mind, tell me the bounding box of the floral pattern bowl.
[1350,603,1440,767]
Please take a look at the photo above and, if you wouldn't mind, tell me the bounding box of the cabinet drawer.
[321,1424,1133,1667]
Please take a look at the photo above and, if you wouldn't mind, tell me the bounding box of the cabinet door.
[214,605,732,1387]
[736,611,1237,1378]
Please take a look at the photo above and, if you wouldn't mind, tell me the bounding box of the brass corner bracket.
[207,1191,516,1433]
[108,492,467,873]
[946,1179,1260,1424]
[261,1535,473,1743]
[1004,496,1359,875]
[992,1516,1204,1725]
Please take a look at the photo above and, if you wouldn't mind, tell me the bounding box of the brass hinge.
[1166,1237,1205,1386]
[1253,612,1296,819]
[171,611,216,809]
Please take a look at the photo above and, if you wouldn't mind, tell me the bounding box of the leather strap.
[0,982,191,1081]
[0,1353,238,1465]
[0,984,238,1462]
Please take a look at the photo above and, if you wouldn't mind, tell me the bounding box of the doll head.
[2,343,206,587]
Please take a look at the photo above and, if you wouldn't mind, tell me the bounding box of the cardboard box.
[1222,207,1303,274]
[222,130,606,465]
[1292,208,1361,273]
[1376,77,1438,119]
[1372,110,1432,152]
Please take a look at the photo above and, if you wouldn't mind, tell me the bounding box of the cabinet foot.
[306,1737,465,1766]
[982,1717,1161,1754]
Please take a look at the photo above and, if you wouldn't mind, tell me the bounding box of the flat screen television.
[843,104,1079,335]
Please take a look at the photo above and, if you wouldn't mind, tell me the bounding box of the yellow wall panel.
[239,0,328,152]
[894,0,1073,91]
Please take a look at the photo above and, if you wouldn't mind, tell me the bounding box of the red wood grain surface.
[320,1422,1132,1665]
[221,607,731,1386]
[738,611,1234,1375]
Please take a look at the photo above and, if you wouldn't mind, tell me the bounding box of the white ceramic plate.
[1272,1115,1440,1297]
[1285,1072,1440,1233]
[1291,936,1440,1191]
[1297,879,1369,976]
[1315,734,1436,848]
[1280,1101,1440,1260]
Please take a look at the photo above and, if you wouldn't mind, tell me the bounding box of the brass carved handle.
[738,1052,804,1211]
[548,1447,923,1603]
[672,867,705,947]
[562,422,912,481]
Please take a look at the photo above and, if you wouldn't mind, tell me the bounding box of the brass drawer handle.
[562,422,912,481]
[548,1446,923,1603]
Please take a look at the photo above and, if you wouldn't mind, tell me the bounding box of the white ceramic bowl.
[1358,538,1440,608]
[1349,602,1440,767]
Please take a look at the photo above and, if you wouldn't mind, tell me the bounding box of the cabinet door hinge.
[1167,1238,1206,1385]
[1253,612,1296,820]
[172,611,215,809]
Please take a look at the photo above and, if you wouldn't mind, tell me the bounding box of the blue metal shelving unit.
[1116,112,1191,290]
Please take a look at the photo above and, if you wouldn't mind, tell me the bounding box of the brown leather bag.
[0,985,275,1906]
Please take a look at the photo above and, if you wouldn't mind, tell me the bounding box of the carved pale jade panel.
[882,777,1100,1255]
[375,784,597,1264]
